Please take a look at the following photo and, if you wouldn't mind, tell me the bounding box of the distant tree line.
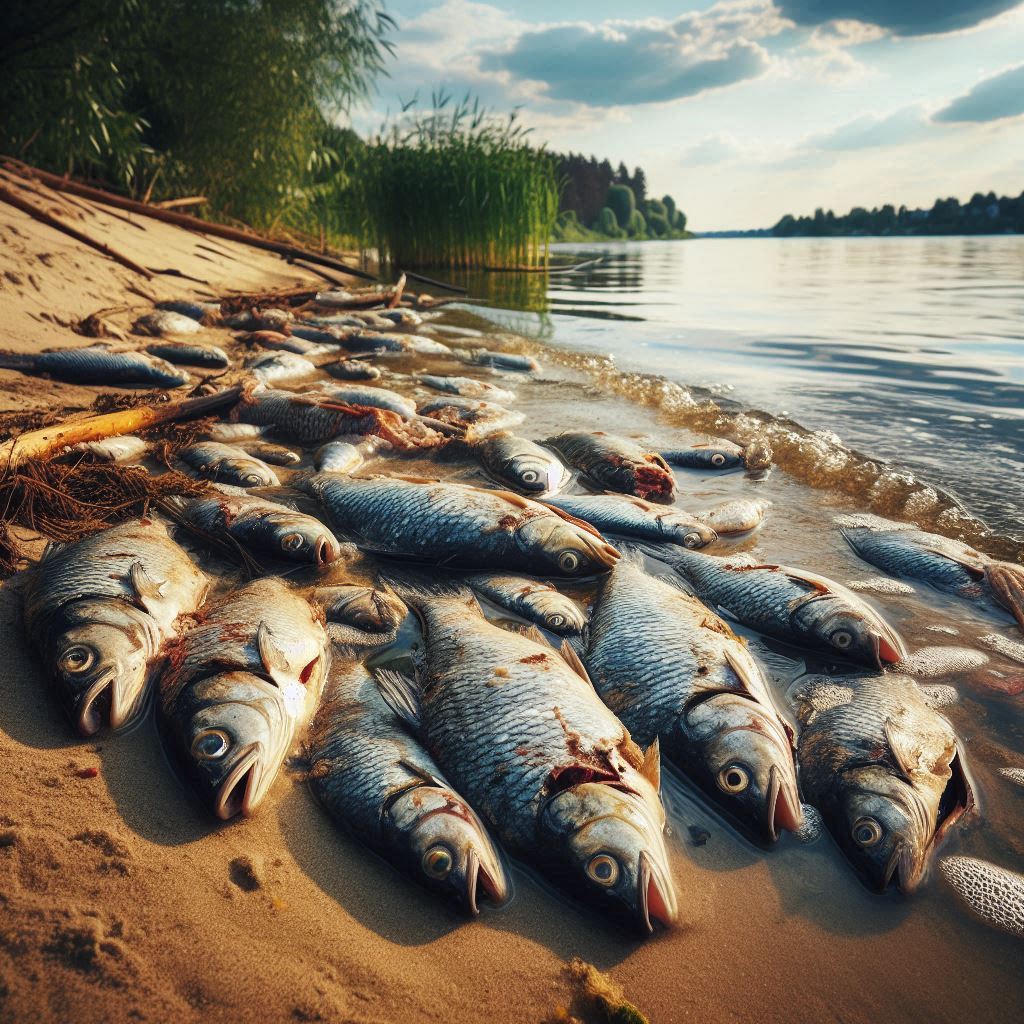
[773,191,1024,237]
[548,151,689,241]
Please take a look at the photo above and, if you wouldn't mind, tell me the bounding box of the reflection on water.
[453,237,1024,535]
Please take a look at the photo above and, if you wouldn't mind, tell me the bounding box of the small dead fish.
[459,348,539,373]
[224,308,294,332]
[0,346,189,388]
[941,856,1024,938]
[313,289,356,307]
[174,491,340,565]
[314,441,364,473]
[380,309,423,327]
[207,422,267,442]
[132,310,202,337]
[146,341,229,369]
[159,578,329,819]
[419,397,523,436]
[244,351,317,383]
[155,299,220,322]
[238,441,301,466]
[415,373,515,403]
[23,519,209,735]
[660,441,745,470]
[793,674,973,892]
[325,359,381,381]
[545,432,676,505]
[290,325,347,346]
[345,331,451,356]
[695,499,771,535]
[314,584,407,633]
[465,574,586,634]
[545,494,715,549]
[476,433,567,493]
[319,384,417,419]
[246,332,337,357]
[178,442,280,488]
[69,435,148,463]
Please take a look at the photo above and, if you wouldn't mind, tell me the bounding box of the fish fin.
[724,645,773,706]
[257,622,294,686]
[378,568,477,611]
[985,562,1024,630]
[640,737,661,791]
[396,758,446,789]
[926,547,986,580]
[716,603,741,623]
[789,679,854,724]
[39,539,67,562]
[918,684,960,709]
[393,473,442,484]
[883,717,929,783]
[558,639,592,683]
[128,562,167,612]
[375,669,423,734]
[538,501,605,539]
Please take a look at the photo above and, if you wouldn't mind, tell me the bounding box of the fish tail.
[376,567,476,610]
[986,562,1024,631]
[0,352,34,371]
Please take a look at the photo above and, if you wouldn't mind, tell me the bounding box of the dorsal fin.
[375,668,423,735]
[257,622,292,686]
[540,501,604,538]
[640,738,661,791]
[884,717,928,783]
[559,639,591,683]
[129,562,167,612]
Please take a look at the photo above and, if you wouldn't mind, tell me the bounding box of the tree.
[628,209,647,238]
[596,207,623,237]
[606,184,635,229]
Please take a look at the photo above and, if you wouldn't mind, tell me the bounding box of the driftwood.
[154,196,208,210]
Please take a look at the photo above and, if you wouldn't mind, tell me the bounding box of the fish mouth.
[766,765,803,840]
[882,840,925,894]
[76,670,120,736]
[637,851,678,933]
[871,627,907,667]
[463,849,510,915]
[215,745,262,821]
[581,533,621,571]
[314,537,337,566]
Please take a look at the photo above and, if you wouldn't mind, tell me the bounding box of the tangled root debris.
[545,959,649,1024]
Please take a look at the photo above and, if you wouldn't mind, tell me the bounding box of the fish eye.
[280,532,304,552]
[711,453,726,467]
[832,629,854,650]
[718,764,750,794]
[683,532,702,548]
[243,473,263,486]
[520,469,540,484]
[586,854,620,887]
[191,729,231,761]
[422,845,454,880]
[851,816,883,847]
[59,645,95,675]
[558,550,582,573]
[546,614,566,628]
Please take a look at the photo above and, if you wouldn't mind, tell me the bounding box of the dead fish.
[380,309,423,327]
[69,435,149,463]
[319,384,417,419]
[375,577,676,931]
[244,350,317,383]
[132,310,202,337]
[224,308,294,332]
[345,331,451,356]
[207,422,267,442]
[840,515,1024,633]
[941,856,1024,938]
[465,574,586,634]
[307,628,510,912]
[145,341,229,369]
[581,554,801,841]
[545,433,677,505]
[0,345,189,388]
[178,442,280,488]
[792,674,973,893]
[695,499,771,535]
[643,545,907,669]
[237,441,301,466]
[415,373,516,403]
[159,578,329,819]
[545,494,716,549]
[314,584,407,634]
[660,441,745,470]
[313,289,356,307]
[173,491,340,565]
[419,397,524,436]
[313,439,382,474]
[247,332,338,357]
[155,299,220,322]
[325,359,382,381]
[475,433,567,493]
[289,325,347,346]
[458,348,540,373]
[22,519,209,735]
[297,474,620,576]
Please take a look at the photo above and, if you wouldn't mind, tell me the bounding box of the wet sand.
[2,193,1023,1024]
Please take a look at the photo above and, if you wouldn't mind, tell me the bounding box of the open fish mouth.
[580,533,621,571]
[464,849,510,915]
[766,765,803,840]
[314,537,337,566]
[637,850,678,932]
[884,840,926,894]
[76,670,120,736]
[871,627,908,667]
[215,745,262,820]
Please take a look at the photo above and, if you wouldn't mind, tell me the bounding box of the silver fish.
[659,441,745,470]
[325,359,382,381]
[840,515,1024,633]
[298,474,620,576]
[23,519,209,734]
[376,579,676,930]
[415,373,516,403]
[314,584,407,634]
[224,308,294,332]
[237,441,301,467]
[207,422,266,442]
[459,348,540,373]
[174,492,341,565]
[345,331,451,356]
[318,384,417,419]
[69,435,149,463]
[792,674,973,893]
[159,578,329,819]
[695,499,771,535]
[133,310,202,337]
[418,397,524,436]
[465,574,586,634]
[145,341,229,369]
[244,350,317,383]
[290,325,347,346]
[380,309,423,327]
[178,442,280,488]
[582,555,801,841]
[313,290,355,308]
[314,440,372,473]
[545,433,677,505]
[155,299,220,322]
[545,494,716,549]
[475,433,567,493]
[0,346,190,388]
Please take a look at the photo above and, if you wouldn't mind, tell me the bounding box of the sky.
[351,1,1024,230]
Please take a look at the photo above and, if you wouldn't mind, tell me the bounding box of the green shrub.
[662,195,676,223]
[644,199,667,220]
[647,212,670,237]
[606,184,636,229]
[672,208,687,232]
[628,209,647,237]
[595,207,624,237]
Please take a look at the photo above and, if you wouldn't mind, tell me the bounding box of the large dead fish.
[792,673,973,893]
[475,433,567,494]
[545,432,676,504]
[840,515,1024,633]
[296,474,620,576]
[145,341,229,369]
[22,518,209,735]
[159,578,329,819]
[375,578,677,931]
[0,345,189,388]
[580,555,801,841]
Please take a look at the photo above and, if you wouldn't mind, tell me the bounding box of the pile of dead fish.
[9,282,1024,936]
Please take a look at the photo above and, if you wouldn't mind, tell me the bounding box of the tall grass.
[345,97,560,269]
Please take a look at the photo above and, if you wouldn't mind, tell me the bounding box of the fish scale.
[546,494,715,548]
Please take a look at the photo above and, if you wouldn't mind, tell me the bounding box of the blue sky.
[353,2,1024,229]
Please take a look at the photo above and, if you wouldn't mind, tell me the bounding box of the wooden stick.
[387,272,407,309]
[0,387,243,470]
[1,157,379,282]
[0,183,154,279]
[155,196,208,210]
[400,269,467,294]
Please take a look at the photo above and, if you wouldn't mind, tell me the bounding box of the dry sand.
[2,180,1023,1024]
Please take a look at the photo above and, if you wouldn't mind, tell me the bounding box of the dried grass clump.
[544,959,648,1024]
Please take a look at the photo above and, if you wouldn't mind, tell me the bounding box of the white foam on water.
[940,856,1024,939]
